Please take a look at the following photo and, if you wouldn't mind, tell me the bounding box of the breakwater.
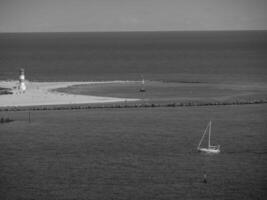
[1,98,267,112]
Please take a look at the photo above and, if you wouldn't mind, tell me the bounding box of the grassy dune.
[0,104,266,199]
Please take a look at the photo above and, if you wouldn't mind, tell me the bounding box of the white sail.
[208,121,211,148]
[197,122,209,149]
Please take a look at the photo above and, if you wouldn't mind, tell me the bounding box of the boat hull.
[198,148,220,154]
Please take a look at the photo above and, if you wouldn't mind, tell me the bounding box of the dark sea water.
[0,31,267,200]
[0,31,267,83]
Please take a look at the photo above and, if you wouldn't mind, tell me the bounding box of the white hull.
[198,148,220,154]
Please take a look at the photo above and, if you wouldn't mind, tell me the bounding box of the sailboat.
[197,121,220,154]
[139,75,146,92]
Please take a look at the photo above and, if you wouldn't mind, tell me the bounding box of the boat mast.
[208,121,211,148]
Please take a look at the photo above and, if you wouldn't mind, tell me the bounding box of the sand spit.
[0,81,139,107]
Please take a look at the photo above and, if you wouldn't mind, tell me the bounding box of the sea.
[0,31,267,199]
[0,31,267,84]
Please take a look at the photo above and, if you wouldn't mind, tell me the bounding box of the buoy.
[203,173,207,184]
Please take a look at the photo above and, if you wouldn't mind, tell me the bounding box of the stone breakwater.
[1,98,266,112]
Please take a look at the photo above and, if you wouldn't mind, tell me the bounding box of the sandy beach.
[0,80,139,107]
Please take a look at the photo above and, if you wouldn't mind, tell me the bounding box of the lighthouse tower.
[19,68,26,93]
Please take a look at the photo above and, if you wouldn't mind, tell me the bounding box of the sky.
[0,0,266,32]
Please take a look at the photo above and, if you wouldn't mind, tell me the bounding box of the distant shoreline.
[0,30,267,34]
[1,80,267,111]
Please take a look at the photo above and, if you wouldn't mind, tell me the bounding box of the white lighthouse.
[19,68,26,93]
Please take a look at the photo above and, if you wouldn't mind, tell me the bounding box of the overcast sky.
[0,0,266,32]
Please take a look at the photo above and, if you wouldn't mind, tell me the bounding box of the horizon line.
[0,29,267,34]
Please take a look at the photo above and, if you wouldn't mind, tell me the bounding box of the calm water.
[0,105,266,199]
[0,31,266,199]
[0,31,267,83]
